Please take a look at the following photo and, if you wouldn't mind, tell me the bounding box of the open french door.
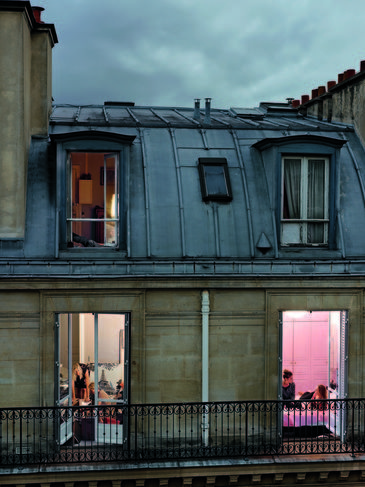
[55,313,130,446]
[280,310,348,441]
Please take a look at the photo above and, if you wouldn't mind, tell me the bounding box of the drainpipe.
[201,290,210,446]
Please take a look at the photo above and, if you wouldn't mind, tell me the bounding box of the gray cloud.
[38,0,365,108]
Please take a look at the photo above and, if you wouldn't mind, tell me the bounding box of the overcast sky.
[37,0,365,109]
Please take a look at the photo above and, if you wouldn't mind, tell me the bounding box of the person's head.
[315,384,327,399]
[72,363,82,380]
[89,382,95,394]
[283,369,293,384]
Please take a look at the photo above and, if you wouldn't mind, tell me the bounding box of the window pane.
[307,222,326,244]
[307,159,326,244]
[59,314,69,403]
[307,159,326,219]
[105,156,117,218]
[204,165,228,196]
[71,221,97,246]
[283,159,301,219]
[68,152,119,247]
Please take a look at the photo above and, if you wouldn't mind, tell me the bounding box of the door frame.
[278,310,348,400]
[278,309,348,442]
[55,312,130,445]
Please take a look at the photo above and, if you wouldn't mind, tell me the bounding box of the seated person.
[282,369,295,400]
[311,384,328,410]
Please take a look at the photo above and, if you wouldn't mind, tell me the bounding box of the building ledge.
[2,454,365,485]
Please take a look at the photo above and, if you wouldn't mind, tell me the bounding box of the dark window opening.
[198,158,232,202]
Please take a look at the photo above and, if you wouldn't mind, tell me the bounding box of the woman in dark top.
[282,369,295,400]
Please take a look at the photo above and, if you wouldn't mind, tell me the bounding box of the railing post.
[201,404,209,447]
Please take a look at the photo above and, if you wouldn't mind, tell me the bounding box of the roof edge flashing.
[50,130,136,145]
[252,134,347,151]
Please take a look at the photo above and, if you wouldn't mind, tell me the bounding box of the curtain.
[283,159,301,219]
[307,159,325,243]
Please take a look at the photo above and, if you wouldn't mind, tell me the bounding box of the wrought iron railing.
[1,399,365,467]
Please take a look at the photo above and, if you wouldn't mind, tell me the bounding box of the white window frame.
[281,156,330,246]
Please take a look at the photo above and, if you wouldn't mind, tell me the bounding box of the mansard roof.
[3,100,365,278]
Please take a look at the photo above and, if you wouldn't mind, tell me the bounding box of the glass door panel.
[56,312,129,446]
[281,310,348,441]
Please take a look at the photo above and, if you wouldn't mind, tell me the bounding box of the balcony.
[1,399,364,468]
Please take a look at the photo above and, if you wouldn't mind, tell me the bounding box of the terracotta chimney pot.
[344,69,356,80]
[311,88,318,99]
[292,100,300,108]
[301,95,310,104]
[32,6,44,23]
[318,86,326,96]
[327,80,336,90]
[338,73,344,83]
[360,60,365,72]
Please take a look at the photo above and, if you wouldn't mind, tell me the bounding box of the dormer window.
[51,130,135,253]
[282,156,329,246]
[198,158,232,202]
[252,134,347,251]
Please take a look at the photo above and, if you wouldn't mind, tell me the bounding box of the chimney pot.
[292,100,300,108]
[360,60,365,72]
[344,69,356,80]
[311,88,318,99]
[32,6,44,23]
[338,73,344,83]
[327,80,336,90]
[318,85,326,96]
[301,95,310,104]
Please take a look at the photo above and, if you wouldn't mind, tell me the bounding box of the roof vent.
[256,232,272,255]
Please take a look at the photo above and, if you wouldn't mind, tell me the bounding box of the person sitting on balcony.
[311,384,328,411]
[282,369,295,400]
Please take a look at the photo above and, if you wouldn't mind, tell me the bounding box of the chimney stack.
[204,98,211,124]
[0,2,57,239]
[193,98,201,121]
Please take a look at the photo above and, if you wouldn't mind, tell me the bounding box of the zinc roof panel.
[77,106,106,123]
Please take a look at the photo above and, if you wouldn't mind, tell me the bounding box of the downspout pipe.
[201,290,210,446]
